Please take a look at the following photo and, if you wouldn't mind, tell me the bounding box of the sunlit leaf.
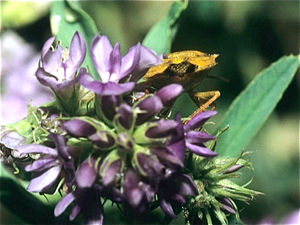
[215,55,300,157]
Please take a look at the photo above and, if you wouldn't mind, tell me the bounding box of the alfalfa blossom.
[35,31,87,114]
[79,33,163,96]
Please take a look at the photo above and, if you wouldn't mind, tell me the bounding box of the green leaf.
[142,0,188,55]
[50,0,99,79]
[215,55,300,157]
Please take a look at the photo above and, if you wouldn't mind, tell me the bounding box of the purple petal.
[172,112,184,142]
[81,191,104,225]
[186,131,216,144]
[101,158,123,187]
[17,144,57,156]
[107,43,122,81]
[79,72,135,95]
[94,182,124,202]
[119,43,141,79]
[99,95,121,121]
[49,133,68,158]
[135,96,163,125]
[117,133,135,152]
[54,191,76,216]
[41,36,63,73]
[156,84,183,106]
[173,173,199,196]
[89,131,116,150]
[221,198,236,214]
[36,67,79,91]
[76,158,98,189]
[50,134,75,185]
[123,170,143,206]
[115,103,134,130]
[224,164,243,174]
[64,160,76,186]
[166,140,186,164]
[123,169,155,208]
[130,45,164,82]
[158,173,198,218]
[151,147,184,169]
[35,68,57,88]
[145,120,178,138]
[41,36,56,59]
[165,112,185,163]
[186,142,218,157]
[69,204,81,221]
[97,82,135,96]
[63,119,97,137]
[65,31,87,77]
[184,110,217,131]
[136,152,164,178]
[25,157,58,172]
[91,34,113,80]
[27,164,62,192]
[159,194,177,219]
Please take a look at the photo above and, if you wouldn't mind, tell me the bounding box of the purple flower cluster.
[14,32,219,224]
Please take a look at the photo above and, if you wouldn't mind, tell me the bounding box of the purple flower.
[79,33,163,96]
[16,133,75,193]
[35,32,86,114]
[177,111,218,157]
[36,31,86,91]
[78,34,137,95]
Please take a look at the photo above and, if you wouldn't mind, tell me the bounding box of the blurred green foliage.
[1,1,299,224]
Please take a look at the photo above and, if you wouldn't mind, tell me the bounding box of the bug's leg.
[183,90,221,125]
